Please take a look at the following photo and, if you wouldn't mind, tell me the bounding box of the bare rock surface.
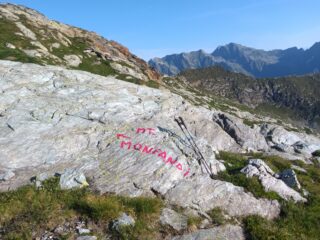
[2,60,319,219]
[171,224,245,240]
[160,208,188,231]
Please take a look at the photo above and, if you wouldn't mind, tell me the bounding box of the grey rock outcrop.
[241,159,306,202]
[160,208,188,231]
[171,224,245,240]
[165,175,280,219]
[213,113,269,151]
[262,124,320,160]
[1,60,317,219]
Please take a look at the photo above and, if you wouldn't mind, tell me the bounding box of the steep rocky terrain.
[149,42,320,77]
[0,3,160,83]
[1,3,320,240]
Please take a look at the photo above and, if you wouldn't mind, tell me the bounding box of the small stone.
[77,228,91,235]
[112,213,135,231]
[76,236,97,240]
[0,170,15,182]
[51,43,61,49]
[5,43,16,49]
[54,226,64,234]
[199,219,210,229]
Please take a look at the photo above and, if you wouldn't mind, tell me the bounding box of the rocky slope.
[149,42,320,77]
[1,60,320,239]
[178,66,320,130]
[0,3,160,83]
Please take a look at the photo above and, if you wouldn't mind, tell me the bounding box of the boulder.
[160,208,188,231]
[241,159,306,202]
[59,169,89,189]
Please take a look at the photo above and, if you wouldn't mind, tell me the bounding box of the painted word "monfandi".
[116,128,190,177]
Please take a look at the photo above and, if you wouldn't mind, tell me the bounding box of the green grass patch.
[145,80,160,89]
[0,177,163,239]
[207,208,226,225]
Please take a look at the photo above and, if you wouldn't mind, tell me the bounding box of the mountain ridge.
[149,42,320,78]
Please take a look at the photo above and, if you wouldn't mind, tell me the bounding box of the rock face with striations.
[0,60,286,220]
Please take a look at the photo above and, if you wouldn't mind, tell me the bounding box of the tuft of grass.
[145,80,160,89]
[187,215,203,228]
[207,208,225,225]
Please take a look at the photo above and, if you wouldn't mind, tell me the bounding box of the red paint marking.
[136,127,156,135]
[147,128,156,135]
[152,149,161,155]
[176,163,183,171]
[116,132,191,177]
[134,143,142,151]
[136,128,146,134]
[142,145,153,154]
[117,134,130,140]
[120,141,132,149]
[158,151,167,160]
[165,157,178,165]
[184,168,190,177]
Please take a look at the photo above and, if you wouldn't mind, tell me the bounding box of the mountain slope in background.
[178,66,320,129]
[0,3,160,83]
[149,42,320,77]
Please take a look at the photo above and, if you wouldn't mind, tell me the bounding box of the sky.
[2,0,320,60]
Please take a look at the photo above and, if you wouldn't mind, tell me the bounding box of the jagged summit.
[149,41,320,77]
